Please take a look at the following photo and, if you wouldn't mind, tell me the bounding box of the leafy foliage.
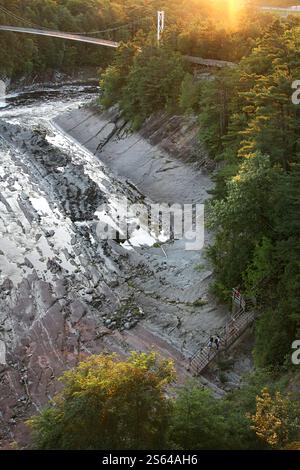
[200,18,300,367]
[98,1,275,126]
[101,43,185,128]
[27,355,300,450]
[28,352,175,450]
[250,388,299,448]
[207,153,278,297]
[169,382,261,450]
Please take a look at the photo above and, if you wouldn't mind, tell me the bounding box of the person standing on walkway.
[215,335,221,350]
[207,336,214,358]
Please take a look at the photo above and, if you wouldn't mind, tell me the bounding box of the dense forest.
[1,0,300,450]
[0,0,291,77]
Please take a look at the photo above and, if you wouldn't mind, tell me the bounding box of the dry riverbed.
[0,86,238,447]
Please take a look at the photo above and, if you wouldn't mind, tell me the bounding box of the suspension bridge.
[0,4,152,47]
[0,6,236,69]
[0,25,119,48]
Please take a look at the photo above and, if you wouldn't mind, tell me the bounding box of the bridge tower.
[157,11,165,44]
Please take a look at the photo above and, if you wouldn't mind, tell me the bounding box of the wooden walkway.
[189,305,255,376]
[184,55,237,69]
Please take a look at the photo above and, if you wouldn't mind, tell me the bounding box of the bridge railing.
[184,55,237,69]
[189,301,255,376]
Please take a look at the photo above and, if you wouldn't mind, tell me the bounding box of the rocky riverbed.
[0,84,230,448]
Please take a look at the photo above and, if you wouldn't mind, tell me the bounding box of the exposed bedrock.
[55,106,217,204]
[56,104,229,357]
[0,117,150,446]
[0,100,231,448]
[0,123,105,221]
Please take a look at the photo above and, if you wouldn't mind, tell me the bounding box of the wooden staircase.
[189,302,255,376]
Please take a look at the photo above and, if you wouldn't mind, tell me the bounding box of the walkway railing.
[189,301,255,376]
[184,55,237,69]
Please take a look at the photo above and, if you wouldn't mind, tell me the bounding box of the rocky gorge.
[0,83,247,448]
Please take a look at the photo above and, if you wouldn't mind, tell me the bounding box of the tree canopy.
[28,352,175,450]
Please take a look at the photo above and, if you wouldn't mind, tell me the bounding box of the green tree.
[179,73,202,114]
[169,381,264,450]
[208,152,277,298]
[170,384,229,449]
[100,42,139,108]
[120,45,185,128]
[198,68,239,158]
[250,388,300,448]
[253,167,300,367]
[28,352,175,450]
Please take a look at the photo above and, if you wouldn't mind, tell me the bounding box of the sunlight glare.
[211,0,245,29]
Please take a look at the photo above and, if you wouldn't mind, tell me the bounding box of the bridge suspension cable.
[71,17,153,36]
[0,4,41,29]
[0,5,169,50]
[0,4,152,37]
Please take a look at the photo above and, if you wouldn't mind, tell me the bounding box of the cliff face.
[56,104,215,164]
[139,111,214,169]
[56,105,216,204]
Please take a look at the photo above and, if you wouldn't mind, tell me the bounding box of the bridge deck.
[0,26,239,69]
[190,307,255,375]
[0,26,119,48]
[184,55,236,69]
